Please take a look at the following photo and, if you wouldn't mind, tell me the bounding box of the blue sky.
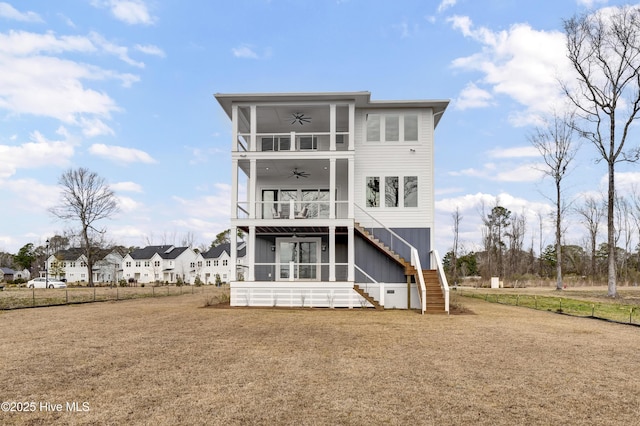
[1,0,638,255]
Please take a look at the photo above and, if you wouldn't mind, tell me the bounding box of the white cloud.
[111,181,143,193]
[0,131,75,178]
[454,81,493,109]
[0,2,43,23]
[89,32,145,68]
[232,45,259,59]
[115,195,142,213]
[449,162,545,182]
[0,178,59,208]
[134,44,166,58]
[448,16,573,125]
[577,0,608,8]
[92,0,156,25]
[488,146,540,158]
[437,0,457,13]
[89,144,156,164]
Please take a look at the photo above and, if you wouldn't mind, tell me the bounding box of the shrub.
[194,276,203,287]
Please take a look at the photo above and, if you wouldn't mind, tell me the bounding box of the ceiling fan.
[291,112,311,125]
[289,168,310,179]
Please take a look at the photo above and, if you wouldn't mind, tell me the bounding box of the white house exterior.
[92,251,124,284]
[199,243,246,285]
[47,248,89,283]
[122,245,198,284]
[215,91,450,313]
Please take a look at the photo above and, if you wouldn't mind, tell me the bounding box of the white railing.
[236,131,350,152]
[430,250,450,314]
[252,263,349,282]
[235,200,350,220]
[354,204,427,314]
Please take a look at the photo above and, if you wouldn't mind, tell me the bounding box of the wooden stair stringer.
[353,284,383,310]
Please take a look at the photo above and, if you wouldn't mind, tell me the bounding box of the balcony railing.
[235,200,350,220]
[236,132,350,152]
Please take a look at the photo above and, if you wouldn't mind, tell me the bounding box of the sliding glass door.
[277,238,320,281]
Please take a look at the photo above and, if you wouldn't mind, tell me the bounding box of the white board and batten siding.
[353,108,435,230]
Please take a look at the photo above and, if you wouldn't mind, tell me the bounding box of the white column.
[230,225,238,280]
[249,159,256,219]
[348,102,355,151]
[290,131,296,151]
[248,225,255,281]
[329,225,336,281]
[250,105,257,151]
[348,157,355,219]
[231,158,238,219]
[347,225,354,281]
[329,158,336,219]
[329,103,336,151]
[232,105,238,151]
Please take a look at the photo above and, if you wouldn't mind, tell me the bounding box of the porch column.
[329,225,336,281]
[231,158,238,219]
[250,105,257,151]
[249,159,256,219]
[329,103,336,151]
[329,158,336,219]
[348,157,355,219]
[230,225,238,280]
[348,102,355,151]
[248,225,256,281]
[231,105,238,151]
[347,224,354,281]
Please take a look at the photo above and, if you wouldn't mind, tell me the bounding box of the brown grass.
[1,289,639,425]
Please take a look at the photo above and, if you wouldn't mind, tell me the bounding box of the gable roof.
[202,242,246,259]
[53,248,86,261]
[202,243,230,259]
[129,245,190,260]
[1,267,15,275]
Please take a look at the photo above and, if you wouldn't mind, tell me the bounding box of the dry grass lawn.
[1,290,639,425]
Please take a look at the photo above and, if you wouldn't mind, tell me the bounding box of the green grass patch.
[460,291,640,325]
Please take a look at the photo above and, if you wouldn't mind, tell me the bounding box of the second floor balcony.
[236,131,351,153]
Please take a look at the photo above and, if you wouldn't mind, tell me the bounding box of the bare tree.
[574,195,605,280]
[49,168,118,287]
[529,110,578,290]
[451,207,462,282]
[563,6,640,296]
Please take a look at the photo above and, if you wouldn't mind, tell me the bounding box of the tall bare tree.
[529,110,578,290]
[563,6,640,296]
[451,207,462,282]
[49,168,118,287]
[574,195,605,280]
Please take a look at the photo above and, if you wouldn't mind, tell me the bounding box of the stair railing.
[430,249,450,314]
[354,204,426,314]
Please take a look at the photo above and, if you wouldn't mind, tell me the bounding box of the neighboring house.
[215,91,450,313]
[47,248,88,283]
[92,251,124,284]
[122,245,198,284]
[14,269,30,280]
[1,267,15,282]
[199,242,247,284]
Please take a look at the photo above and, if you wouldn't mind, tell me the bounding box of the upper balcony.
[230,101,355,153]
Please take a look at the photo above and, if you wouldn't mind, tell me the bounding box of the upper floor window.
[223,260,228,266]
[367,175,418,208]
[366,177,380,207]
[154,261,160,267]
[135,261,141,267]
[366,113,418,142]
[206,260,211,267]
[126,261,131,267]
[144,261,150,267]
[214,260,219,267]
[404,176,418,207]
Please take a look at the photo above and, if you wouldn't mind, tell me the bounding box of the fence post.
[516,295,519,306]
[559,298,562,312]
[116,287,119,301]
[535,295,537,309]
[94,287,96,302]
[33,288,35,307]
[630,307,634,324]
[591,304,595,317]
[66,290,68,304]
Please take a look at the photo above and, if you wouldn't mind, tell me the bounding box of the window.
[80,261,86,267]
[206,260,211,267]
[404,176,418,207]
[144,261,150,267]
[366,177,380,207]
[126,262,131,267]
[214,260,219,266]
[299,136,317,150]
[135,261,141,267]
[385,177,399,207]
[197,261,202,267]
[366,113,418,142]
[404,115,418,141]
[385,116,399,141]
[366,114,380,141]
[190,262,195,268]
[223,260,228,266]
[154,261,160,267]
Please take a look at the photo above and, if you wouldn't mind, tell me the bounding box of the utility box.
[491,277,500,289]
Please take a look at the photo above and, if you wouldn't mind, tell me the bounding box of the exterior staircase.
[353,284,384,310]
[353,222,446,313]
